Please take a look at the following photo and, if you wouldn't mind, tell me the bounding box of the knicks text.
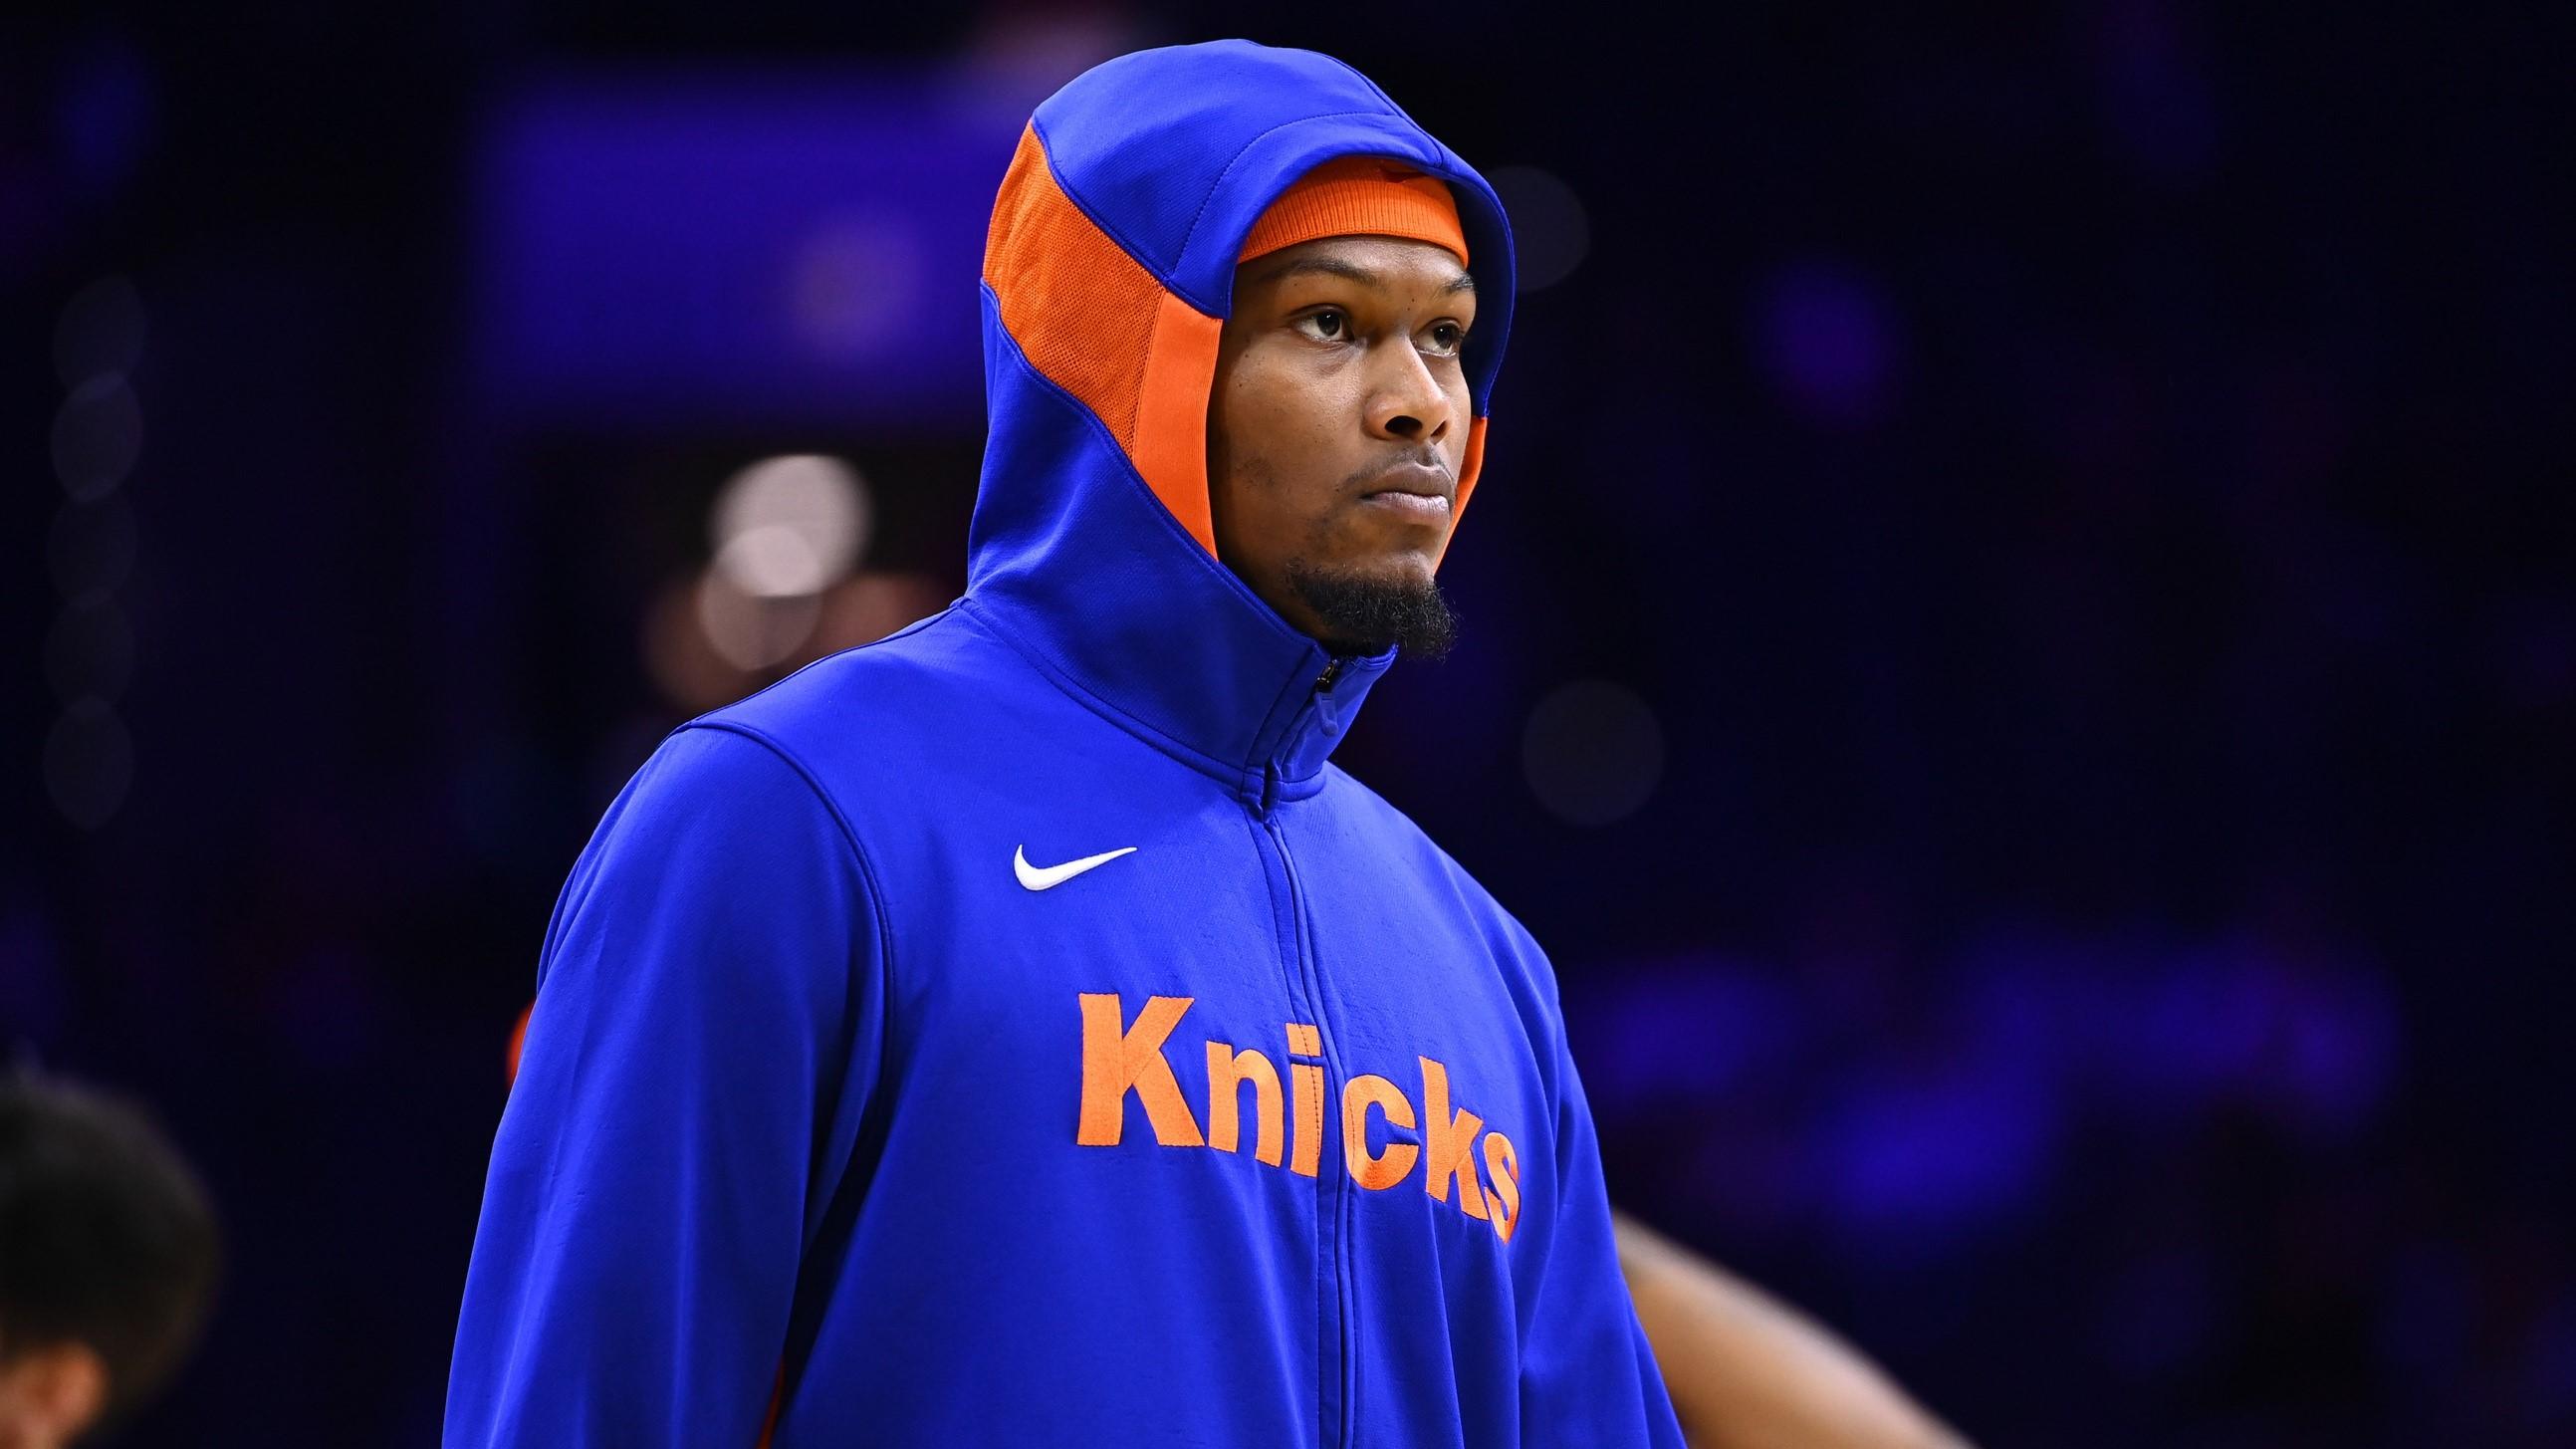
[1075,992,1524,1244]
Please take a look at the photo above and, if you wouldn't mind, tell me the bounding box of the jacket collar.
[958,413,1401,807]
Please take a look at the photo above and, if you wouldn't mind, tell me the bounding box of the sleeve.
[1518,1015,1691,1448]
[442,724,887,1448]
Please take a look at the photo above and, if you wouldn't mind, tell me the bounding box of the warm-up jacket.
[445,39,1688,1448]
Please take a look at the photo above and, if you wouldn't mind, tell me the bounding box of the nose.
[1366,340,1456,447]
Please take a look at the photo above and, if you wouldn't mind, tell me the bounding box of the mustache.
[1345,449,1456,495]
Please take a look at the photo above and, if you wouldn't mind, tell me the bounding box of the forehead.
[1236,235,1475,299]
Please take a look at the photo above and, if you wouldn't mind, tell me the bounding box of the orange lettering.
[1076,993,1203,1147]
[1481,1131,1522,1244]
[1342,1074,1419,1191]
[1204,1041,1285,1166]
[1289,1061,1324,1177]
[1417,1056,1491,1220]
[1286,1022,1321,1057]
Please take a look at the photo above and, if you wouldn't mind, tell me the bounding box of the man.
[447,39,1680,1444]
[0,1070,220,1449]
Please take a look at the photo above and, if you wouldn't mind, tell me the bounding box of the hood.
[958,39,1518,806]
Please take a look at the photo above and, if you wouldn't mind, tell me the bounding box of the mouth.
[1357,461,1455,516]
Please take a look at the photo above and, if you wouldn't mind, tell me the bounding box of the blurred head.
[1208,158,1480,660]
[0,1072,219,1448]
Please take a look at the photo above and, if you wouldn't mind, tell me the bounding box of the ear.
[0,1341,110,1446]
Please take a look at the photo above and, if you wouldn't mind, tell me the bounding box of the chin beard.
[1283,558,1461,661]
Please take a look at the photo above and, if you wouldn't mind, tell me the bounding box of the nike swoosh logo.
[1014,844,1139,891]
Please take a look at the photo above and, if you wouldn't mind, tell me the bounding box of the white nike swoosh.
[1014,844,1139,891]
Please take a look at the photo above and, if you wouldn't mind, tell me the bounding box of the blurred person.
[0,1070,220,1449]
[1615,1213,1972,1449]
[447,37,1956,1448]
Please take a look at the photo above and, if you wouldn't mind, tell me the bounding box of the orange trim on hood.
[984,124,1223,556]
[1429,416,1487,571]
[1456,415,1487,519]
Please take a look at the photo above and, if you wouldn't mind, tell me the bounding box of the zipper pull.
[1259,759,1281,815]
[1314,656,1345,693]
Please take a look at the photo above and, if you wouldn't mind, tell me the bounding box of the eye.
[1292,308,1349,344]
[1422,322,1468,358]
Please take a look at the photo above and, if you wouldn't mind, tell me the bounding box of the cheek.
[1217,350,1285,439]
[1222,351,1347,473]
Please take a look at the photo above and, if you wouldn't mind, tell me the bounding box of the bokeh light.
[52,373,142,501]
[694,567,822,672]
[1521,679,1666,827]
[44,698,133,831]
[1754,259,1901,427]
[709,453,870,599]
[1485,165,1590,293]
[813,572,951,653]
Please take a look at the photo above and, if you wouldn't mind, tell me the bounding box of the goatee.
[1285,558,1461,661]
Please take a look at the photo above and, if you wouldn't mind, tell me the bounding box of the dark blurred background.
[6,2,2571,1444]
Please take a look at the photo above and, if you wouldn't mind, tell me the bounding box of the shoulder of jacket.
[690,605,992,741]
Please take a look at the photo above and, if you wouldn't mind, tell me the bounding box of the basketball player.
[453,38,1731,1445]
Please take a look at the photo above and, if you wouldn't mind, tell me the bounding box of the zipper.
[1249,658,1357,1446]
[1257,804,1357,1449]
[1260,659,1343,816]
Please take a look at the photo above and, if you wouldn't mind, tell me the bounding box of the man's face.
[1207,234,1478,657]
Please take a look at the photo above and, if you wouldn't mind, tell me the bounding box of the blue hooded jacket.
[446,39,1687,1448]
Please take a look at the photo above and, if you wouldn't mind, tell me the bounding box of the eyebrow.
[1258,256,1477,296]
